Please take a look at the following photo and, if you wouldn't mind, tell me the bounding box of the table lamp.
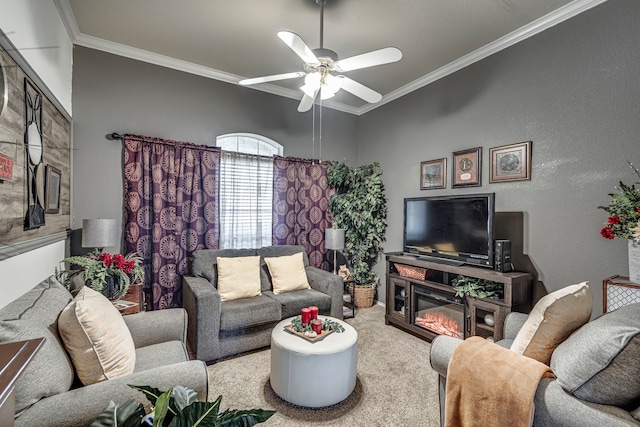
[325,228,345,275]
[82,218,117,252]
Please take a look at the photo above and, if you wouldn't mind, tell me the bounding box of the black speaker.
[495,239,512,272]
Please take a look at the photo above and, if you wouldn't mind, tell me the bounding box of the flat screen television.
[403,193,495,268]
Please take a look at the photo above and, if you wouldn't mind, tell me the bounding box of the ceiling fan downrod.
[317,0,326,49]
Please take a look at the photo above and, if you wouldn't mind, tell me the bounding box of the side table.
[112,283,144,315]
[343,278,356,319]
[602,275,640,313]
[0,338,44,426]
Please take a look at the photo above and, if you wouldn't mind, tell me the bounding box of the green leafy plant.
[327,162,388,287]
[599,161,640,241]
[59,249,144,299]
[451,275,503,299]
[91,385,275,427]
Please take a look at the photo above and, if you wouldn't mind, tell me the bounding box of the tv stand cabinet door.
[465,297,508,341]
[387,277,409,323]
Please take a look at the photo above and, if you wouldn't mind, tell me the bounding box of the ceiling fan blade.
[277,31,319,65]
[298,89,319,112]
[335,47,402,72]
[239,71,305,86]
[340,77,383,103]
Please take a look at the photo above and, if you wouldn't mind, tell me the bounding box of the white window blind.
[216,134,283,249]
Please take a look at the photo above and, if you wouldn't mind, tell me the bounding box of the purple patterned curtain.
[123,134,221,310]
[272,156,334,269]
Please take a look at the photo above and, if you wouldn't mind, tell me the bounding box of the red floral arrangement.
[61,250,144,298]
[599,161,640,241]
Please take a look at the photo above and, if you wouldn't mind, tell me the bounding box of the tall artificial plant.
[328,162,388,286]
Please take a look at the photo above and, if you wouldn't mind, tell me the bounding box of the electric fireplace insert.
[413,286,464,339]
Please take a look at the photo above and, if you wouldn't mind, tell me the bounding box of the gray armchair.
[430,306,640,427]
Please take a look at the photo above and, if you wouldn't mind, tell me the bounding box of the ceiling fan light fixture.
[320,74,343,99]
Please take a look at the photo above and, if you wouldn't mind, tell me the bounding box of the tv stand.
[415,256,464,266]
[385,254,532,342]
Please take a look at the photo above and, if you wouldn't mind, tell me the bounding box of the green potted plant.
[328,161,388,308]
[92,384,275,426]
[59,250,144,300]
[451,275,503,299]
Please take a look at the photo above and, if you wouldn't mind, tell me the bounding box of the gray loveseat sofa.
[430,303,640,426]
[183,245,344,362]
[0,276,208,427]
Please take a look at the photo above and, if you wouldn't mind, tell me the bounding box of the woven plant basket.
[349,283,376,308]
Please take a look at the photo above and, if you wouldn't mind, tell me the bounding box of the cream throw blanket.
[445,336,555,427]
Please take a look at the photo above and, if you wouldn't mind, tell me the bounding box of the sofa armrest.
[15,360,209,427]
[429,334,463,378]
[503,311,529,340]
[123,308,187,348]
[182,275,222,362]
[306,266,344,319]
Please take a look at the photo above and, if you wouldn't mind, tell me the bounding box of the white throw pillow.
[265,252,311,295]
[510,281,592,365]
[58,286,136,385]
[216,256,262,301]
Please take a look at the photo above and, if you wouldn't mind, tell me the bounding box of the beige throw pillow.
[58,286,136,385]
[265,252,311,295]
[216,256,262,301]
[510,281,592,365]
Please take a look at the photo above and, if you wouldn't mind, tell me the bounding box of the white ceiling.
[55,0,606,115]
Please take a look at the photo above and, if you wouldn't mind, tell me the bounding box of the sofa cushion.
[510,281,592,365]
[0,319,74,415]
[551,302,640,408]
[258,245,309,291]
[58,286,136,385]
[134,341,189,372]
[264,252,311,295]
[0,276,72,325]
[219,294,281,331]
[216,256,261,301]
[191,249,257,284]
[264,289,332,318]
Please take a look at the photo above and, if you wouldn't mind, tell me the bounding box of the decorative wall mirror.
[0,53,7,121]
[24,78,45,229]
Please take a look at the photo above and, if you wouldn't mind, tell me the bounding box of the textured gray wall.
[359,0,640,312]
[72,47,359,250]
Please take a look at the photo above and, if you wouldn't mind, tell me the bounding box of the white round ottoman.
[270,316,358,407]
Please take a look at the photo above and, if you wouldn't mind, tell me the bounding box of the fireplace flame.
[416,312,463,339]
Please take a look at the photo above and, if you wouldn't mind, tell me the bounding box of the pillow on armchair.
[551,302,640,409]
[510,281,592,365]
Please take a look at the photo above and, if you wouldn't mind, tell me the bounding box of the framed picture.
[489,141,532,183]
[420,158,446,190]
[45,165,61,214]
[452,147,481,188]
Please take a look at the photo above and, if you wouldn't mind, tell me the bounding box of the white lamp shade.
[82,218,117,248]
[325,228,345,250]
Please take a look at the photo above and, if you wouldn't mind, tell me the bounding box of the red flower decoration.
[608,215,620,225]
[601,227,615,239]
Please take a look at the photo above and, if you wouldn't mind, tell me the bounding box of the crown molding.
[356,0,608,115]
[56,0,607,117]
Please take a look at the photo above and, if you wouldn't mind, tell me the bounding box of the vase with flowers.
[599,161,640,283]
[60,250,144,299]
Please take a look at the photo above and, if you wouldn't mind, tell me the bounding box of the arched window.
[215,133,283,249]
[216,133,283,156]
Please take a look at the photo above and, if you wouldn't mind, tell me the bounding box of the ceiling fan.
[239,0,402,112]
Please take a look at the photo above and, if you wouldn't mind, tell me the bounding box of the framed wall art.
[489,141,532,183]
[452,147,481,188]
[420,158,446,190]
[45,165,61,214]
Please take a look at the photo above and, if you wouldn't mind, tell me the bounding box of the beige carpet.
[207,305,441,426]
